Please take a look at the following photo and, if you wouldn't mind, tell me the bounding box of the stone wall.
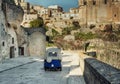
[79,53,120,84]
[28,32,46,57]
[78,0,120,27]
[7,27,19,58]
[23,27,46,58]
[0,1,11,60]
[86,39,120,69]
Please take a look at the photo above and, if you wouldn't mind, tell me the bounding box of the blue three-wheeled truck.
[44,47,62,71]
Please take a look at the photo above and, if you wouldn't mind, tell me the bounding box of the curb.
[0,61,35,73]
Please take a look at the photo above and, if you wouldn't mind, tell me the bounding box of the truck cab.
[44,47,62,71]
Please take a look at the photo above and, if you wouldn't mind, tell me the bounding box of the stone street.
[0,51,85,84]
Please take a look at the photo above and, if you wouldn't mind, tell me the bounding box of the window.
[104,0,107,4]
[2,42,5,46]
[93,1,96,5]
[12,38,14,44]
[49,52,57,57]
[7,23,11,27]
[84,1,87,5]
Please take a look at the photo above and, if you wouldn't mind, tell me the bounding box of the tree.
[30,18,44,28]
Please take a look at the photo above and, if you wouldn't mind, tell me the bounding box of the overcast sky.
[26,0,78,12]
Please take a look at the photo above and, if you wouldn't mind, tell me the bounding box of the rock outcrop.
[0,0,25,61]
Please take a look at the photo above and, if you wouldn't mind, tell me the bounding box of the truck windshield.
[49,52,57,57]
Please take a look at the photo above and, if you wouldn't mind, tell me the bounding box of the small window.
[93,1,96,5]
[104,0,107,4]
[114,14,116,17]
[2,42,5,46]
[7,23,11,27]
[84,1,87,5]
[12,38,14,44]
[3,28,5,31]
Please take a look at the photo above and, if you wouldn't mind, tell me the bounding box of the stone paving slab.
[0,57,38,73]
[68,53,86,84]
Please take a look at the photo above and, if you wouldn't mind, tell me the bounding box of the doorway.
[10,46,15,58]
[19,47,24,56]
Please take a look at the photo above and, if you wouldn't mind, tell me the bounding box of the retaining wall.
[79,52,120,84]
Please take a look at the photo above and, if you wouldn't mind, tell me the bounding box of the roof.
[46,47,61,53]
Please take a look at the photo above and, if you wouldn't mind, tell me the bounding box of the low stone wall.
[79,52,120,84]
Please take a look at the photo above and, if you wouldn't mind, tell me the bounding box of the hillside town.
[17,0,120,29]
[0,0,120,67]
[0,0,120,84]
[17,0,80,28]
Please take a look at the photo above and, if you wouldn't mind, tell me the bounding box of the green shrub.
[74,32,97,40]
[30,18,44,28]
[62,26,80,35]
[62,27,71,35]
[52,29,59,37]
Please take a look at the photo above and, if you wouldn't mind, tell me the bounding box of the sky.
[26,0,78,12]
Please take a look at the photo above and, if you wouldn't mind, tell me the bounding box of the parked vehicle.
[44,47,62,71]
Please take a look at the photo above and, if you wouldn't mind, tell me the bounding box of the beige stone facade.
[15,0,30,13]
[21,13,38,27]
[78,0,120,27]
[48,5,63,12]
[70,8,79,14]
[20,2,30,13]
[37,7,51,20]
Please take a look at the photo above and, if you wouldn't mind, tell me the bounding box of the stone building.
[15,0,30,13]
[48,5,63,12]
[78,0,120,28]
[70,8,79,14]
[0,0,9,60]
[21,13,38,27]
[37,7,51,20]
[0,0,25,61]
[0,0,46,62]
[48,5,63,17]
[61,12,80,20]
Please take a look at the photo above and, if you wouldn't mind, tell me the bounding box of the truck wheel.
[45,67,47,71]
[60,67,62,71]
